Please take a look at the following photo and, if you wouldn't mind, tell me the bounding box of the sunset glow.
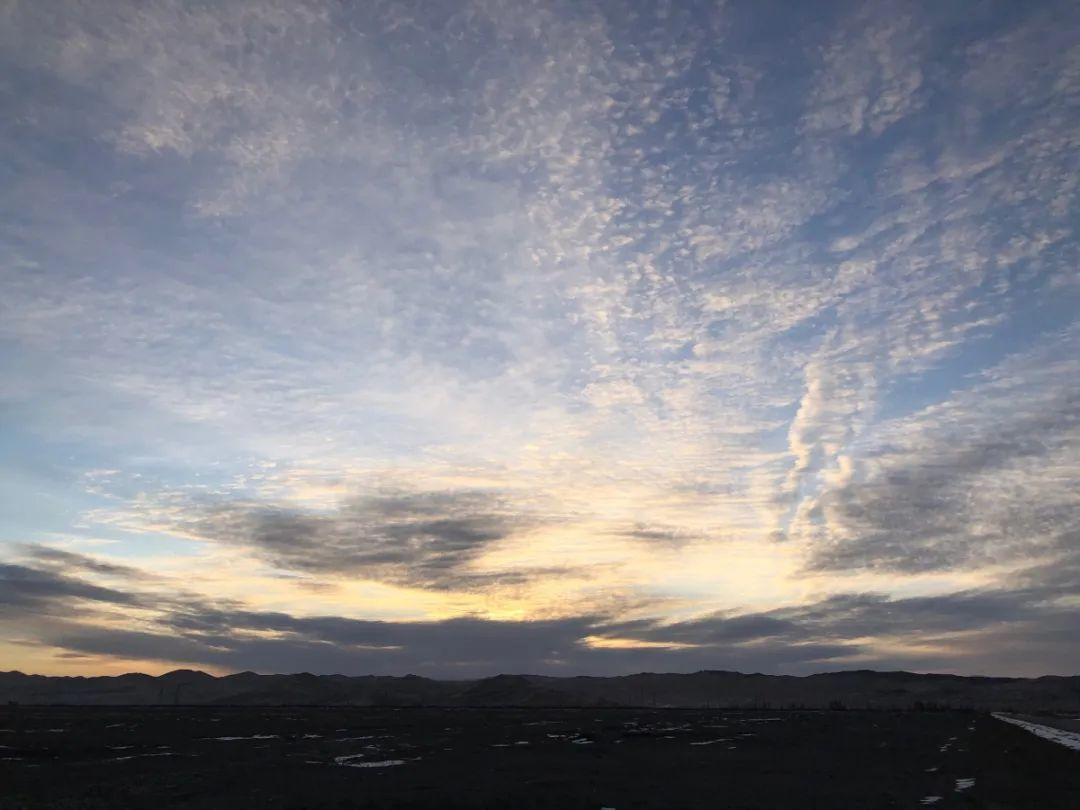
[1,0,1077,678]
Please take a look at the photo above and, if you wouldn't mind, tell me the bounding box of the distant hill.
[2,669,1078,711]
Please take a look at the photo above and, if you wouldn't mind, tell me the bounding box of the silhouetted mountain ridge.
[2,669,1078,710]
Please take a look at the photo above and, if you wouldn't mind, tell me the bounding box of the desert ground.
[2,706,1079,809]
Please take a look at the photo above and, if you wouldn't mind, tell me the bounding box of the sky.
[0,0,1077,679]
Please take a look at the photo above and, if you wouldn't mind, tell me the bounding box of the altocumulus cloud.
[0,0,1077,676]
[803,336,1080,574]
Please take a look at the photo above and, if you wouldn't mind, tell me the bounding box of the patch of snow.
[690,739,730,746]
[334,753,368,764]
[920,797,942,805]
[992,713,1080,752]
[955,778,975,792]
[339,759,406,769]
[207,734,279,741]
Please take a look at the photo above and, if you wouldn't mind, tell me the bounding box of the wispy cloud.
[0,0,1077,675]
[148,488,557,590]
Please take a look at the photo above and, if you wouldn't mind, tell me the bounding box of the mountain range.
[3,669,1079,711]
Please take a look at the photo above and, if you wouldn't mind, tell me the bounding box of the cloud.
[614,523,700,547]
[0,563,140,614]
[18,544,155,580]
[801,4,925,137]
[0,0,1077,677]
[594,582,1080,676]
[5,545,1078,676]
[806,338,1080,573]
[148,488,553,590]
[40,613,602,677]
[27,603,853,677]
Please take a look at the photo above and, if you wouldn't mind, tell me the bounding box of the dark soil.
[1,707,1077,808]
